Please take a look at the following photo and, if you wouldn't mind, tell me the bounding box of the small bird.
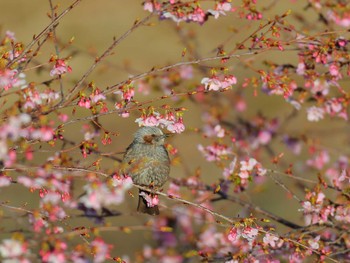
[121,126,170,215]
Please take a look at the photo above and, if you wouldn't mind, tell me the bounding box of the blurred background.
[1,0,349,260]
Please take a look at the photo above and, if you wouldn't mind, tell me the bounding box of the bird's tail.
[137,190,159,215]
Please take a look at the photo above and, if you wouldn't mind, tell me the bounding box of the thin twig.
[7,0,83,68]
[60,14,154,107]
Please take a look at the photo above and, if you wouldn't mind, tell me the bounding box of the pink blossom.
[143,245,152,259]
[58,114,69,122]
[0,239,26,258]
[307,150,330,170]
[162,12,184,24]
[256,165,267,176]
[167,118,185,133]
[79,176,132,210]
[296,62,305,75]
[325,168,343,188]
[0,140,8,161]
[310,79,329,96]
[135,112,160,127]
[240,158,258,171]
[5,30,16,41]
[78,96,91,108]
[308,235,320,250]
[241,227,259,242]
[120,111,130,118]
[263,233,280,248]
[327,10,350,27]
[122,88,134,102]
[214,125,225,138]
[222,75,237,88]
[336,38,347,47]
[137,79,151,95]
[35,126,53,141]
[223,159,236,179]
[0,176,11,187]
[307,106,325,122]
[201,77,222,91]
[324,98,342,116]
[201,75,237,91]
[217,2,232,12]
[339,169,350,184]
[112,175,133,189]
[257,130,271,145]
[300,191,331,225]
[17,176,40,189]
[238,170,250,179]
[139,191,159,207]
[227,227,240,243]
[188,7,206,23]
[198,143,232,162]
[235,98,247,112]
[90,89,106,103]
[203,124,225,138]
[50,59,72,76]
[40,240,67,263]
[145,115,160,126]
[160,255,183,263]
[40,192,67,221]
[197,226,219,249]
[0,69,26,90]
[335,205,350,223]
[22,89,60,110]
[329,63,341,78]
[135,111,185,134]
[167,182,181,198]
[208,2,232,19]
[4,150,16,167]
[91,238,112,263]
[143,2,154,12]
[179,65,193,79]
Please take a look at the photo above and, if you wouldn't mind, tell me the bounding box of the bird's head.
[133,126,169,146]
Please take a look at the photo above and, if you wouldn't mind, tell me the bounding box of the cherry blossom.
[307,106,325,122]
[198,143,232,162]
[135,111,186,133]
[308,236,320,250]
[91,238,112,263]
[327,10,350,27]
[50,59,72,76]
[307,150,330,170]
[167,117,185,134]
[139,192,159,207]
[0,239,27,258]
[40,192,67,221]
[263,233,282,248]
[79,176,132,211]
[0,69,26,90]
[201,75,237,91]
[241,227,259,243]
[1,2,350,262]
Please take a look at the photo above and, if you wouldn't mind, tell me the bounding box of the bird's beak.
[163,133,173,138]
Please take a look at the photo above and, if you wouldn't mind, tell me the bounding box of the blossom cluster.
[1,1,350,262]
[0,113,53,166]
[201,74,237,91]
[135,110,185,134]
[79,175,133,211]
[143,0,235,24]
[77,83,107,112]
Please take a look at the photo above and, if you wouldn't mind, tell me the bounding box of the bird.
[121,126,170,215]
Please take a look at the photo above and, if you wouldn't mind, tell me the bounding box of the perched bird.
[121,126,170,215]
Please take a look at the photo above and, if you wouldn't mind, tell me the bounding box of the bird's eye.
[151,134,156,137]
